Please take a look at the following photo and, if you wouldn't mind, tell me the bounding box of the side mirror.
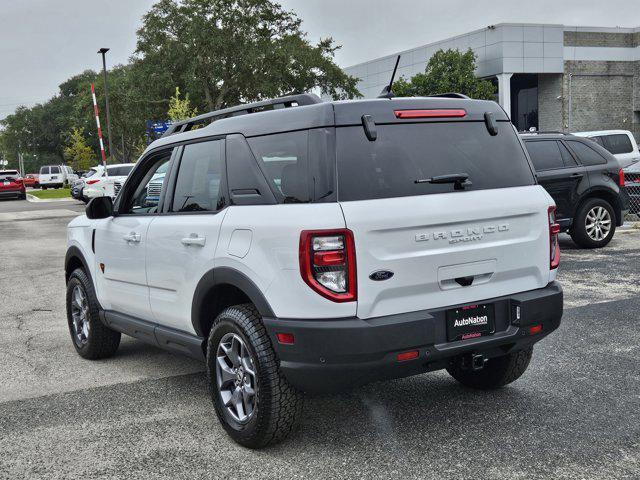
[86,196,113,219]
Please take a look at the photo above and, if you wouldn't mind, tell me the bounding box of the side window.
[566,140,607,166]
[248,131,310,203]
[122,151,172,215]
[558,142,578,167]
[525,140,565,170]
[171,140,224,213]
[603,134,633,155]
[50,166,61,174]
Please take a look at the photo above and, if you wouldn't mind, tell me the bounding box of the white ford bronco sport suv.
[65,93,563,448]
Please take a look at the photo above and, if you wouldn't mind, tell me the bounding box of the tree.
[63,127,95,172]
[168,87,197,121]
[135,0,361,111]
[394,49,495,100]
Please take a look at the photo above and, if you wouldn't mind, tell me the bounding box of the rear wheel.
[570,198,616,248]
[66,268,120,359]
[447,347,533,389]
[206,304,303,448]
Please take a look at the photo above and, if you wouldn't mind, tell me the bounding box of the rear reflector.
[86,179,100,185]
[394,109,466,119]
[528,324,543,335]
[276,333,295,345]
[396,350,419,362]
[618,168,625,187]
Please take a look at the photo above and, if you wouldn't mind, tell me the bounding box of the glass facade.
[510,74,539,132]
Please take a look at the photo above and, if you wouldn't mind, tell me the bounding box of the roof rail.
[428,93,470,99]
[162,93,322,137]
[519,130,567,135]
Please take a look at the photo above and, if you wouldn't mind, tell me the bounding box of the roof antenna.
[378,55,401,99]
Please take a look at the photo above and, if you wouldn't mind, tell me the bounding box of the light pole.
[98,48,114,163]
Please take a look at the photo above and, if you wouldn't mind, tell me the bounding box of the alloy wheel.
[70,285,90,346]
[585,206,612,241]
[216,333,257,423]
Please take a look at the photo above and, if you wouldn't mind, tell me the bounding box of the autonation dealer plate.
[446,303,495,341]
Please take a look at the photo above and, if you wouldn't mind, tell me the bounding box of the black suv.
[520,132,630,248]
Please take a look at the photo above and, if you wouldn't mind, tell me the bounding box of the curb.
[26,194,77,203]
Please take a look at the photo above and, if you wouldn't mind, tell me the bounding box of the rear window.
[337,122,534,201]
[50,166,61,174]
[40,166,49,175]
[603,134,633,155]
[107,166,134,176]
[0,171,19,181]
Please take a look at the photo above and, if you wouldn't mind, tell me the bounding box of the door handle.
[181,234,206,247]
[123,232,141,243]
[571,173,583,178]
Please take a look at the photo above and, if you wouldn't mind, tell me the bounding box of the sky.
[1,0,639,119]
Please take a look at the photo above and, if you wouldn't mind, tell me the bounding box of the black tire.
[206,304,303,448]
[447,347,533,390]
[65,268,120,359]
[19,193,26,200]
[42,186,47,190]
[570,198,616,249]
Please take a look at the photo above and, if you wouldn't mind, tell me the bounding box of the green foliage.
[168,87,197,121]
[135,0,361,110]
[393,49,496,100]
[64,127,95,171]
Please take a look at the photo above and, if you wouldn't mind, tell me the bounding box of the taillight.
[394,109,466,119]
[299,229,357,302]
[618,168,625,187]
[86,179,100,185]
[548,206,560,270]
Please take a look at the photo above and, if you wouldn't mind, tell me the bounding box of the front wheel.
[206,304,303,448]
[570,198,616,248]
[447,347,533,389]
[66,268,120,359]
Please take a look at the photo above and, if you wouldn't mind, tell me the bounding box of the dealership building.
[344,23,640,138]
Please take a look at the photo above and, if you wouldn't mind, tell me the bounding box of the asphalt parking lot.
[1,199,639,479]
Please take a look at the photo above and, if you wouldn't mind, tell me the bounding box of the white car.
[83,163,135,200]
[572,130,640,169]
[39,165,78,189]
[65,93,563,448]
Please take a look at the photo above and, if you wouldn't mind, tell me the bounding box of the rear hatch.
[334,99,553,319]
[0,172,21,191]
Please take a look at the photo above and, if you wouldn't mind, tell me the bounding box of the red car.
[23,173,39,188]
[0,170,27,200]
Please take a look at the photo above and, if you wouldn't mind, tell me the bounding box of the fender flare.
[575,186,623,223]
[191,267,275,337]
[65,246,92,283]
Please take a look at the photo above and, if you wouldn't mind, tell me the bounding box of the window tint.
[50,166,60,174]
[107,165,133,176]
[337,122,534,201]
[0,171,19,181]
[558,142,578,166]
[172,140,224,212]
[248,131,310,203]
[589,136,605,147]
[125,153,172,214]
[603,134,633,155]
[566,140,607,166]
[525,141,565,170]
[40,166,49,175]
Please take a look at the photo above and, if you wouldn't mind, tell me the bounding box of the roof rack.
[428,93,470,99]
[519,130,567,135]
[162,93,322,137]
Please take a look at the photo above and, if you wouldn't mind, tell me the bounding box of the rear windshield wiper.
[415,173,472,191]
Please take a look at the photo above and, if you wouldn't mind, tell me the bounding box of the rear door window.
[50,166,61,174]
[171,140,225,213]
[603,134,633,155]
[566,140,607,166]
[525,140,566,171]
[40,166,49,175]
[337,122,534,201]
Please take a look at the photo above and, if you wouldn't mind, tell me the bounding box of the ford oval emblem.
[369,270,394,281]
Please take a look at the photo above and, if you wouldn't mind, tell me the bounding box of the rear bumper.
[263,282,563,393]
[0,189,24,198]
